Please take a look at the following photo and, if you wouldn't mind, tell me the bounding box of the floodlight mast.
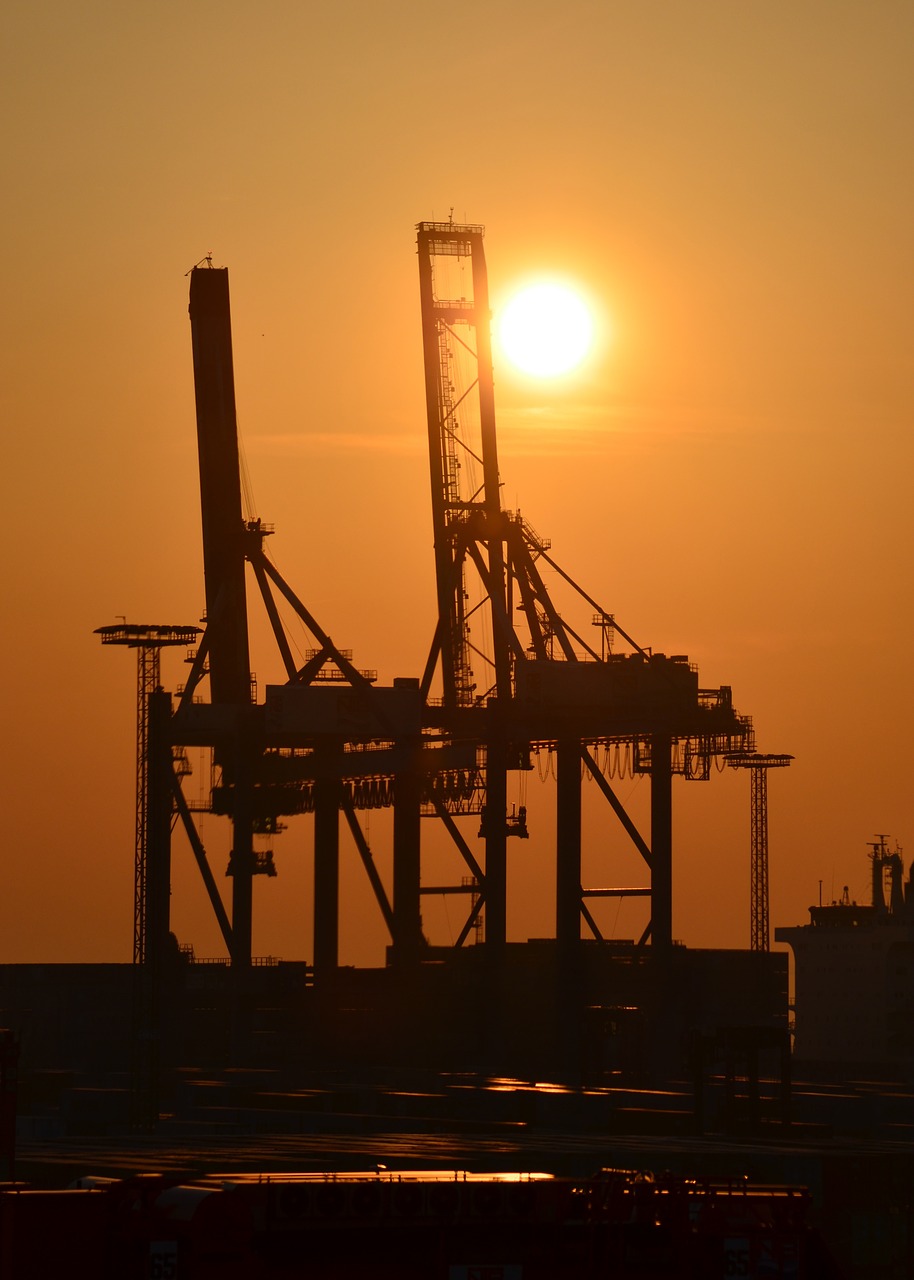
[95,621,200,1132]
[728,753,793,951]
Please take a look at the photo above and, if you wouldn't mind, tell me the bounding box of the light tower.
[95,623,201,963]
[728,753,793,951]
[96,621,199,1130]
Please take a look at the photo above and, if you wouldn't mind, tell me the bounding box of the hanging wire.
[514,767,528,811]
[236,419,258,521]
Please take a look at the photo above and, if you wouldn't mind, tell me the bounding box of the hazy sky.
[3,1,912,964]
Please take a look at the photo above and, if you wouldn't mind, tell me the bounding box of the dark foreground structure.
[0,944,787,1084]
[91,226,780,1120]
[10,227,910,1275]
[0,1167,831,1280]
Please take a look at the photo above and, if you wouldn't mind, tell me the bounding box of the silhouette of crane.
[416,221,755,966]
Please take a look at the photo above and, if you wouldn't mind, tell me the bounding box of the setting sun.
[496,281,595,377]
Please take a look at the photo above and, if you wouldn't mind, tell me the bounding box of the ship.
[776,835,914,1072]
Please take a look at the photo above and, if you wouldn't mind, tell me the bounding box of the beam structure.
[415,221,754,978]
[101,231,767,1092]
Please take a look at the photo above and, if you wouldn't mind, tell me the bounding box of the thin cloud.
[495,400,808,456]
[249,431,425,458]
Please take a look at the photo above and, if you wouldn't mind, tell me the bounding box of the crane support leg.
[484,737,508,953]
[392,759,423,965]
[227,728,255,970]
[313,773,340,976]
[556,739,582,953]
[650,733,673,954]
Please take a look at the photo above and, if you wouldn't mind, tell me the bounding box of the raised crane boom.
[188,264,251,707]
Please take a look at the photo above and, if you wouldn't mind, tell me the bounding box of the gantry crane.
[416,221,754,966]
[118,263,475,1022]
[102,231,779,1100]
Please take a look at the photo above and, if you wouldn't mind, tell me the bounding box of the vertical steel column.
[146,689,174,975]
[313,771,340,976]
[416,229,461,711]
[137,686,173,1129]
[555,739,582,952]
[485,732,508,953]
[555,738,583,1073]
[393,755,423,965]
[650,733,673,954]
[470,237,511,706]
[470,233,512,959]
[228,717,255,970]
[134,645,161,964]
[749,767,769,952]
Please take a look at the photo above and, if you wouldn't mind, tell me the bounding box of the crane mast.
[417,222,511,710]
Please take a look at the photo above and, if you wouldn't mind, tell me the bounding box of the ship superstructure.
[776,836,914,1067]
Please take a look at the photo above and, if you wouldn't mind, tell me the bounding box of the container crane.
[415,220,754,970]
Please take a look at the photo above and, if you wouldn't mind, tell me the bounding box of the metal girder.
[171,773,233,954]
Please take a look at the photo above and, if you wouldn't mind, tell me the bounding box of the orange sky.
[3,2,913,964]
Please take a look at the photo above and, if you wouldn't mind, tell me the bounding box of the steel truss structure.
[95,622,200,1129]
[415,222,753,959]
[107,228,776,1081]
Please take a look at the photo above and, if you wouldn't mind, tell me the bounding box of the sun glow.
[496,281,595,377]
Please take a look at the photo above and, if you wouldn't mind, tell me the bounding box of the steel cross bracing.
[415,221,754,956]
[143,264,494,980]
[134,644,159,965]
[106,232,764,1045]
